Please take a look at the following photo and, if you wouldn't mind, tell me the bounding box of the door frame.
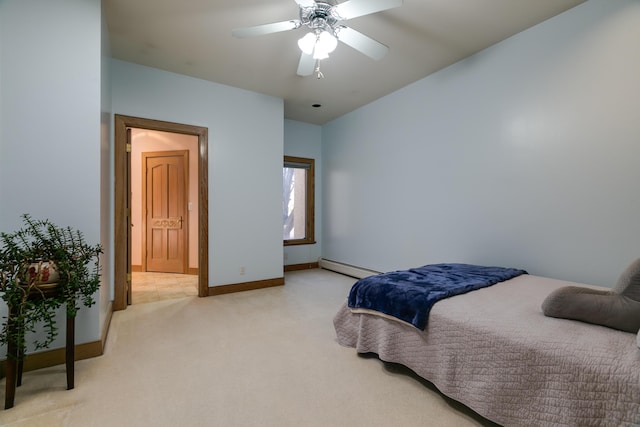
[114,115,209,310]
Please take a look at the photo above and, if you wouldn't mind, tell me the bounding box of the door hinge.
[126,143,132,153]
[127,273,132,281]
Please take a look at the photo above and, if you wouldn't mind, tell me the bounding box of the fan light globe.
[318,31,337,53]
[313,49,330,60]
[298,32,316,55]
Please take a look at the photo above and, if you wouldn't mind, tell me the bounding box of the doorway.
[114,115,209,310]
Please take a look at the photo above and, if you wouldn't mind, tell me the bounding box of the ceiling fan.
[232,0,403,77]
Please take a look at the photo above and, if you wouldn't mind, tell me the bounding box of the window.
[283,156,315,245]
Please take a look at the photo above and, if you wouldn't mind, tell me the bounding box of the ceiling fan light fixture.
[234,0,403,77]
[299,29,337,60]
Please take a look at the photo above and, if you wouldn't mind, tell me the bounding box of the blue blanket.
[347,263,527,329]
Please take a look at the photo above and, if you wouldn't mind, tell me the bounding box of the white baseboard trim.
[318,258,381,279]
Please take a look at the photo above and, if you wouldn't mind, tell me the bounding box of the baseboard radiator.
[318,258,381,279]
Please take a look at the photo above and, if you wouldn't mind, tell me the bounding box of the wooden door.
[143,151,188,273]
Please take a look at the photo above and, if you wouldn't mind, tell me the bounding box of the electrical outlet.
[240,266,245,275]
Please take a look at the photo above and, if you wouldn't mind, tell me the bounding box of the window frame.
[283,155,315,246]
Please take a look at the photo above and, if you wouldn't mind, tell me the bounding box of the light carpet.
[0,269,496,426]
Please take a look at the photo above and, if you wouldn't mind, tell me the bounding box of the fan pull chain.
[315,60,324,79]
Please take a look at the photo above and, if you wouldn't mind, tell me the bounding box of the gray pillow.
[541,258,640,333]
[613,257,640,300]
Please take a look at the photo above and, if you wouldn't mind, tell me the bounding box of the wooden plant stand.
[4,286,75,410]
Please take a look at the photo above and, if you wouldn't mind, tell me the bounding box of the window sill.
[284,240,316,246]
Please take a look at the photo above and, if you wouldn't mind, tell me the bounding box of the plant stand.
[4,288,76,410]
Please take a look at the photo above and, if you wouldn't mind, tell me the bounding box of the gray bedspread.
[333,275,640,426]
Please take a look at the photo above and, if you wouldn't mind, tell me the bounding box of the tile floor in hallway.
[131,271,198,304]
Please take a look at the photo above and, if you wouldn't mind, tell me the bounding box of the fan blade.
[294,0,316,7]
[335,26,389,60]
[333,0,402,20]
[232,20,300,38]
[297,52,315,76]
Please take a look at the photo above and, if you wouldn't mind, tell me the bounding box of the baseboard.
[0,301,114,379]
[0,339,103,380]
[284,262,319,272]
[318,258,381,279]
[208,277,284,296]
[132,265,198,275]
[101,301,113,349]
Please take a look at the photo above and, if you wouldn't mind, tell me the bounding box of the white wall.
[322,0,640,287]
[0,0,106,351]
[283,119,322,266]
[111,59,284,286]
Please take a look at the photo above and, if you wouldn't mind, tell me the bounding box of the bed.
[333,266,640,426]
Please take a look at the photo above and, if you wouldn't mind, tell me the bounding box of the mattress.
[333,274,640,426]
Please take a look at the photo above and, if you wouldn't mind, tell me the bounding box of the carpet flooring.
[0,269,495,426]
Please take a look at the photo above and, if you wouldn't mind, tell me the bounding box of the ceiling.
[104,0,587,125]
